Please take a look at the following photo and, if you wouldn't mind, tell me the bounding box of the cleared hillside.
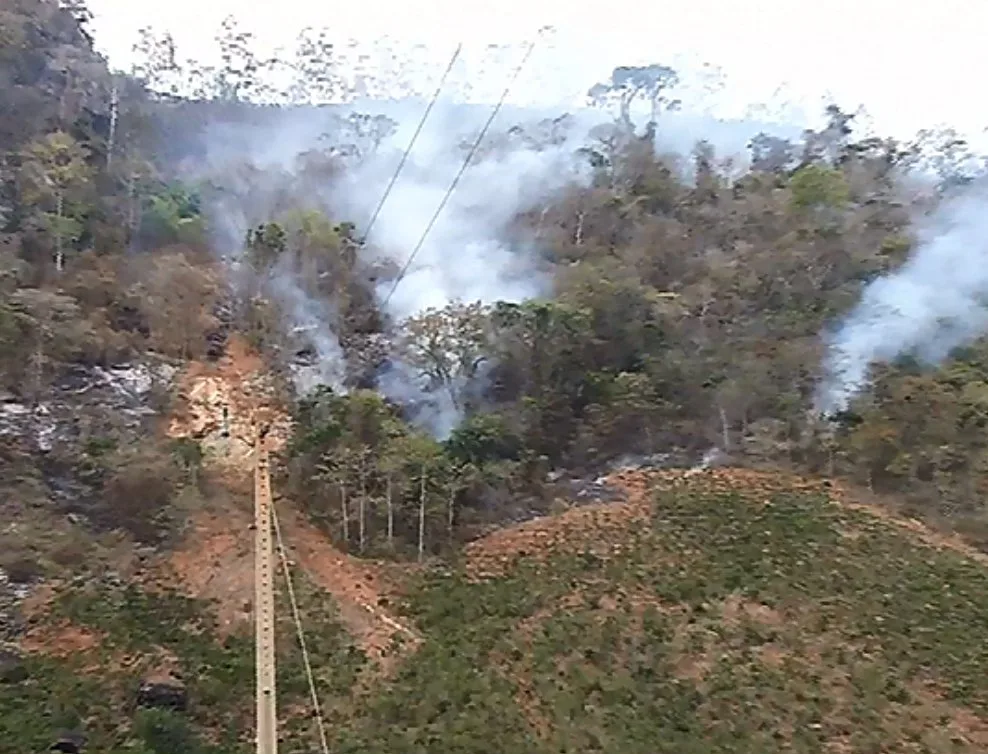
[336,468,988,753]
[9,467,988,753]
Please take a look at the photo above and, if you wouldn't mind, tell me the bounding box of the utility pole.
[254,422,278,754]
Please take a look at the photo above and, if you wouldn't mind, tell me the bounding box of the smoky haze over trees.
[11,1,988,751]
[5,0,988,612]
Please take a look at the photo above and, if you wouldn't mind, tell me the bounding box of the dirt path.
[166,335,291,490]
[275,504,420,664]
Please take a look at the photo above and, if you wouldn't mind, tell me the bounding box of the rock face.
[0,361,178,455]
[136,673,188,711]
[0,648,27,683]
[50,731,86,754]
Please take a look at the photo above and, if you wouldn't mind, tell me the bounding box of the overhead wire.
[359,43,464,246]
[380,34,541,310]
[251,34,543,754]
[255,43,479,748]
[271,500,331,754]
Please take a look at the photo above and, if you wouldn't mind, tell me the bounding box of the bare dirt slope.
[163,336,416,661]
[464,468,652,578]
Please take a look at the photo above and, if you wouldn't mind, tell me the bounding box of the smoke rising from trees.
[816,184,988,416]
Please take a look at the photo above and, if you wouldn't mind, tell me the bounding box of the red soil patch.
[464,468,654,578]
[275,505,420,665]
[165,506,255,635]
[163,500,418,661]
[166,334,292,489]
[20,621,100,657]
[162,336,417,664]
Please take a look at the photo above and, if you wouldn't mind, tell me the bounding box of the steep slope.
[9,335,988,754]
[2,338,414,754]
[162,335,417,660]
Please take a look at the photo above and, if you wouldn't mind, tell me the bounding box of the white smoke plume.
[183,141,348,397]
[374,358,460,439]
[173,95,795,435]
[183,100,606,425]
[815,185,988,415]
[266,261,347,393]
[326,102,789,434]
[324,101,604,435]
[330,101,600,319]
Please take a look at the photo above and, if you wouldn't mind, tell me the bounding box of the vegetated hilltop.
[5,0,988,752]
[379,468,988,754]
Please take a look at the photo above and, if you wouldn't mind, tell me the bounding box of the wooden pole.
[254,424,278,754]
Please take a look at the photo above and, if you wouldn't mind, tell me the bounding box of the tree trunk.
[386,474,394,550]
[127,169,138,241]
[619,95,631,127]
[107,81,118,170]
[339,482,349,548]
[55,192,64,272]
[535,205,550,240]
[719,406,730,452]
[29,318,47,448]
[358,460,367,554]
[447,481,456,539]
[30,322,45,406]
[417,466,426,563]
[59,72,70,126]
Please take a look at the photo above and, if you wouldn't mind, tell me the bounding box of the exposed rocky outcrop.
[0,360,178,455]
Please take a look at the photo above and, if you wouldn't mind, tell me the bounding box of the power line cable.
[380,36,540,310]
[271,501,330,754]
[359,43,463,246]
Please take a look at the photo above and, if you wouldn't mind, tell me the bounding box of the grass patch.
[334,479,988,753]
[2,568,362,754]
[11,476,988,753]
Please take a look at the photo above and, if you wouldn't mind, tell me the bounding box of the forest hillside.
[4,2,988,752]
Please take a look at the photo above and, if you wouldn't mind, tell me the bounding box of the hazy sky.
[85,0,987,142]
